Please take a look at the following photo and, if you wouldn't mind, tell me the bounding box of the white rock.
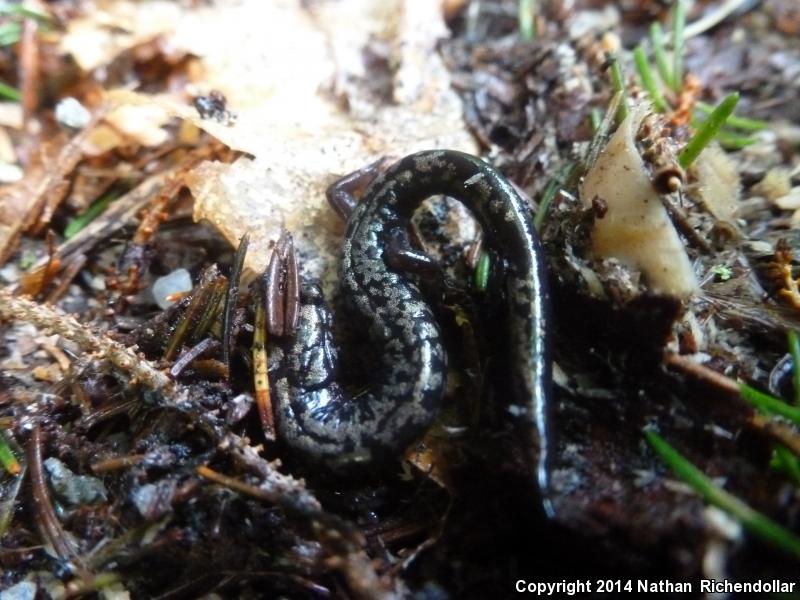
[151,268,193,309]
[55,97,92,129]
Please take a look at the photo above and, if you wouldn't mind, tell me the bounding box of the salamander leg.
[326,157,395,221]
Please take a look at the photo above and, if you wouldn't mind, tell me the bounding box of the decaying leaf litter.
[2,0,800,596]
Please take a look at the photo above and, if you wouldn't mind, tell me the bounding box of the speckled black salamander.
[273,150,552,498]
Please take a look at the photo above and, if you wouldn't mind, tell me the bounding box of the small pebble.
[151,268,193,310]
[44,457,107,506]
[55,97,92,130]
[0,262,20,283]
[0,161,23,183]
[0,581,37,600]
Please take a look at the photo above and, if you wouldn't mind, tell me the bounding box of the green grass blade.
[645,429,800,558]
[0,4,51,21]
[584,92,622,173]
[0,79,20,102]
[678,92,739,168]
[474,251,490,291]
[633,45,667,112]
[0,431,20,475]
[772,445,800,486]
[671,0,686,91]
[789,331,800,406]
[589,107,602,133]
[608,55,629,124]
[64,193,116,239]
[740,383,800,428]
[518,0,535,41]
[695,101,768,132]
[0,22,21,46]
[649,22,673,90]
[714,129,756,150]
[534,161,576,231]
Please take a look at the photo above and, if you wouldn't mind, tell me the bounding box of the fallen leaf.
[103,0,477,288]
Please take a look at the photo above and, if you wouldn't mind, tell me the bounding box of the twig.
[0,290,174,393]
[750,414,800,457]
[663,353,739,395]
[90,454,145,474]
[2,293,399,599]
[223,233,249,370]
[28,426,86,569]
[197,465,293,505]
[169,338,219,379]
[18,17,39,126]
[0,106,108,264]
[218,437,403,599]
[28,167,178,274]
[45,254,87,305]
[252,292,275,441]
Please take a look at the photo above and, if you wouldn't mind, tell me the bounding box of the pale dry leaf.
[0,104,23,129]
[83,103,173,155]
[693,143,741,223]
[580,104,699,297]
[0,128,17,164]
[104,0,477,291]
[60,0,182,72]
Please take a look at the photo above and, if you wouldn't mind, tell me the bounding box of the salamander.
[272,150,552,506]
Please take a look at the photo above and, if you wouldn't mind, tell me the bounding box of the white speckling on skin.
[464,173,484,186]
[507,404,528,417]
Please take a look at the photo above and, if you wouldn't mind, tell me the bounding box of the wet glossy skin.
[272,150,552,504]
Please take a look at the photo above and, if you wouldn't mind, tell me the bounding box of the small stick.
[750,414,800,457]
[90,454,145,474]
[18,17,40,126]
[197,465,280,503]
[28,426,85,569]
[169,338,219,379]
[222,233,249,371]
[252,289,275,441]
[663,353,739,395]
[608,55,629,124]
[0,289,173,393]
[45,253,87,305]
